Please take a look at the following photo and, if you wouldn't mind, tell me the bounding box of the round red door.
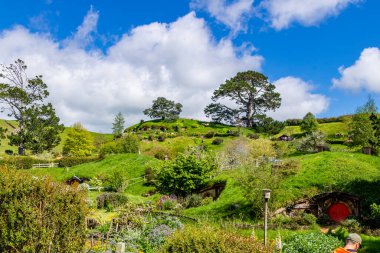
[328,202,351,222]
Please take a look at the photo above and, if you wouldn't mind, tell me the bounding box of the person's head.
[345,233,362,250]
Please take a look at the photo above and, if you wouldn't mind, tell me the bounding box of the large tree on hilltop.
[204,71,281,127]
[144,97,182,121]
[0,59,64,155]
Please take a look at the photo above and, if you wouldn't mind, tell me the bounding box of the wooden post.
[116,242,125,253]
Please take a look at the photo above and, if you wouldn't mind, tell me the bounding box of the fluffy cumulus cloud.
[190,0,254,34]
[268,77,329,120]
[0,9,263,132]
[260,0,360,30]
[333,47,380,93]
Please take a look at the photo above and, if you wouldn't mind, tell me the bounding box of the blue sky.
[0,0,379,132]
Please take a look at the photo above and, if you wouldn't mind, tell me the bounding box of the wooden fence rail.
[32,163,59,168]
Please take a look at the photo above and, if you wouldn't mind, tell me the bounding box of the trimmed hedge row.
[57,156,101,167]
[0,156,53,170]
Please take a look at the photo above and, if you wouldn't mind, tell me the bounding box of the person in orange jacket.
[333,233,362,253]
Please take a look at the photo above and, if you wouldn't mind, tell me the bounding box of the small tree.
[63,123,95,156]
[254,116,285,135]
[0,59,64,155]
[300,112,318,134]
[144,97,182,121]
[112,112,125,138]
[155,152,216,197]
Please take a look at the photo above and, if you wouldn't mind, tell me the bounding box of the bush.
[159,224,272,253]
[146,146,172,160]
[0,168,88,252]
[0,156,52,170]
[184,194,204,208]
[107,170,128,192]
[341,218,361,233]
[57,156,100,167]
[204,131,215,139]
[100,134,140,155]
[283,232,342,253]
[117,134,140,153]
[297,131,330,153]
[155,152,216,197]
[211,138,224,145]
[4,149,13,155]
[247,133,259,139]
[96,192,129,209]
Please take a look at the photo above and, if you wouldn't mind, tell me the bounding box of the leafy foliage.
[0,168,88,252]
[107,169,128,192]
[63,123,95,156]
[283,232,342,253]
[300,112,319,134]
[96,192,129,209]
[159,224,272,253]
[0,59,64,154]
[155,152,216,197]
[144,97,182,121]
[100,134,140,155]
[204,71,281,127]
[254,116,285,135]
[297,131,329,153]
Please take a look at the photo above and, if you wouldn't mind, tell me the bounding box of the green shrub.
[0,156,51,169]
[204,131,215,139]
[283,232,342,253]
[303,213,318,225]
[0,168,88,252]
[159,224,272,252]
[211,138,224,145]
[4,149,13,155]
[247,133,259,139]
[155,152,216,197]
[58,156,100,167]
[341,218,361,233]
[370,203,380,218]
[117,134,140,153]
[185,194,204,208]
[107,170,128,192]
[100,134,140,155]
[96,193,129,209]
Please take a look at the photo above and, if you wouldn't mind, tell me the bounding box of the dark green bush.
[211,138,224,145]
[0,168,88,252]
[159,224,272,252]
[58,156,100,167]
[4,149,13,155]
[204,131,215,139]
[247,133,259,139]
[283,232,342,253]
[155,152,216,197]
[96,192,129,209]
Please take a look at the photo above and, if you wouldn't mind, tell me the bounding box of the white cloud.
[260,0,360,30]
[66,6,99,49]
[333,47,380,93]
[268,77,329,120]
[0,12,262,132]
[190,0,254,34]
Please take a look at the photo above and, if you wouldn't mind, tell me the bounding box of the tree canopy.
[112,112,125,138]
[63,123,95,157]
[300,112,319,134]
[204,71,281,127]
[144,97,182,121]
[0,59,64,154]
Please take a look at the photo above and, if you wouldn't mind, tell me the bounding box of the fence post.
[116,242,125,253]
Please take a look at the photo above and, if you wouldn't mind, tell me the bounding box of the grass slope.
[30,153,159,196]
[278,152,380,208]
